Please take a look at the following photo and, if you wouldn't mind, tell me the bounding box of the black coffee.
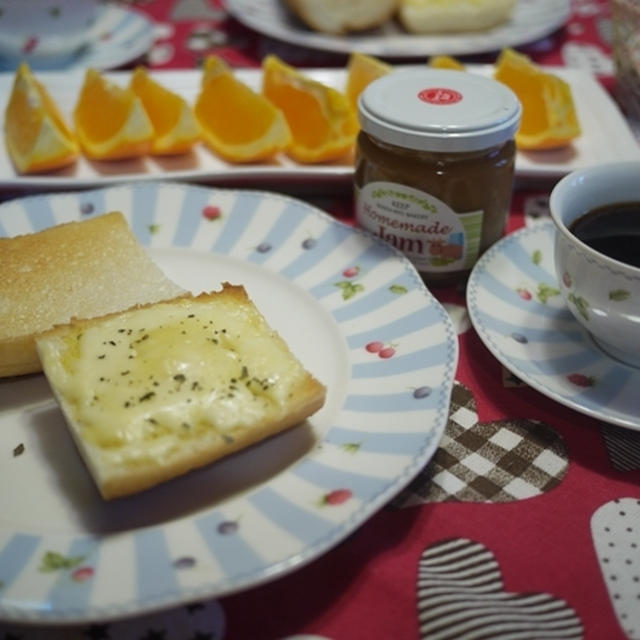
[568,201,640,268]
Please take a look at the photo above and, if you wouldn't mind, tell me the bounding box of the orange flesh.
[494,49,580,149]
[195,74,276,144]
[263,81,331,149]
[75,75,130,143]
[345,52,391,110]
[130,72,180,137]
[6,88,43,155]
[494,66,547,136]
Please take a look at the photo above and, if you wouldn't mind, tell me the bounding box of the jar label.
[355,181,483,273]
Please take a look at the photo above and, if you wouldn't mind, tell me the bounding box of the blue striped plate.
[0,4,154,72]
[467,221,640,430]
[0,182,457,624]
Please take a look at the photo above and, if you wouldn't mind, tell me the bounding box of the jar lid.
[358,68,522,152]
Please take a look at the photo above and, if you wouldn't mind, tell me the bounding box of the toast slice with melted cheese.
[36,284,326,500]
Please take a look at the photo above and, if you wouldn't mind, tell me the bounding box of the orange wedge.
[129,66,200,155]
[73,68,154,160]
[428,55,465,70]
[193,55,291,163]
[345,52,392,111]
[4,62,78,173]
[493,48,581,150]
[262,54,359,164]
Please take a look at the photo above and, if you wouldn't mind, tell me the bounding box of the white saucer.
[467,221,640,430]
[0,5,154,71]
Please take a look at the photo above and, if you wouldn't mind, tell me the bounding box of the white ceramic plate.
[0,0,101,62]
[1,65,637,192]
[0,5,154,72]
[0,182,457,624]
[467,221,640,430]
[224,0,570,57]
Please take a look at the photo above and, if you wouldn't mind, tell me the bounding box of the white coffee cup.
[549,161,640,368]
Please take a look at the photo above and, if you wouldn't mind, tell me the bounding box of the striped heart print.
[417,538,583,639]
[600,424,640,471]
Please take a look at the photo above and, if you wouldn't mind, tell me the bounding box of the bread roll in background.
[284,0,399,34]
[0,212,185,378]
[399,0,516,33]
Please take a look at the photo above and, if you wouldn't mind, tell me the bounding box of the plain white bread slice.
[284,0,399,34]
[0,211,185,378]
[399,0,515,33]
[36,284,327,500]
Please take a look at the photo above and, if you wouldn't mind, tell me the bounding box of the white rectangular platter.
[0,65,638,191]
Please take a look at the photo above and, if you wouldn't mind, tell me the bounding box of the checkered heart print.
[394,382,569,505]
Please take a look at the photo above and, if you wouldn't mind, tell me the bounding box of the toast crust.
[37,284,326,500]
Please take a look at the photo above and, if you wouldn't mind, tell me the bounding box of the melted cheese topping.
[43,297,306,467]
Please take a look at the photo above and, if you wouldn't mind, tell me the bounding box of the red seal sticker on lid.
[358,68,521,151]
[418,87,463,105]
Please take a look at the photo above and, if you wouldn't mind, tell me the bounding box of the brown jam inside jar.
[354,68,521,287]
[355,131,516,286]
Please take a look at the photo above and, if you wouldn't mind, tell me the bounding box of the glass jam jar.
[355,68,521,286]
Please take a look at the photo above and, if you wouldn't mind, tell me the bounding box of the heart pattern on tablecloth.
[600,424,640,471]
[591,498,640,639]
[417,538,583,640]
[393,382,569,506]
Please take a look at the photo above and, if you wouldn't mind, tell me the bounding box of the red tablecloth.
[2,1,640,639]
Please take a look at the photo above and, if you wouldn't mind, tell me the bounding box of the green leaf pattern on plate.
[560,268,632,321]
[389,284,408,295]
[531,249,542,265]
[568,292,590,321]
[39,551,85,573]
[537,282,560,304]
[524,248,560,304]
[609,289,631,301]
[335,280,364,300]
